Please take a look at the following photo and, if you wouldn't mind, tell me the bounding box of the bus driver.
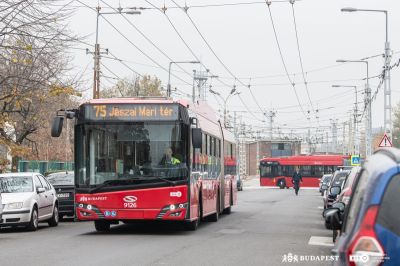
[159,147,181,166]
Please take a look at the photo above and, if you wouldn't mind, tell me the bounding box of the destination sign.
[83,104,179,121]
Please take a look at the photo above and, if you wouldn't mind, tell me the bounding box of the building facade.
[246,140,302,176]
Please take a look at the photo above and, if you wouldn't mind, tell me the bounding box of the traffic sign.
[351,155,361,166]
[378,134,392,147]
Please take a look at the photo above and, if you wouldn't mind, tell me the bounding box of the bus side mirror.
[192,128,202,149]
[51,116,64,137]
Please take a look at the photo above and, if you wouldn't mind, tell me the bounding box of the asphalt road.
[0,182,334,266]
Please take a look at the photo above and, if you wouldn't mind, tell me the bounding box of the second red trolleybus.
[51,98,237,231]
[259,155,348,188]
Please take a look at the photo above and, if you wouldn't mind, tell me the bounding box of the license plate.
[57,193,70,198]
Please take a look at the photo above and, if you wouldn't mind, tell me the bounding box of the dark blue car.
[333,148,400,266]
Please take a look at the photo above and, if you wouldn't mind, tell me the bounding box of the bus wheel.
[223,186,233,214]
[209,193,220,222]
[94,220,111,232]
[278,180,286,189]
[185,200,201,231]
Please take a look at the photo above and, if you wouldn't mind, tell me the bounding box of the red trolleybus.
[51,98,237,231]
[259,155,347,188]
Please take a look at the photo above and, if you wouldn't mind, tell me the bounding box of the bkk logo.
[123,195,138,208]
[123,196,138,203]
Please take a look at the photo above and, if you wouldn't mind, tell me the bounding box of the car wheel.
[94,220,111,232]
[27,207,39,231]
[278,180,286,189]
[48,205,59,227]
[333,230,338,242]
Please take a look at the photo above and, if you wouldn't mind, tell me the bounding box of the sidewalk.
[243,175,260,188]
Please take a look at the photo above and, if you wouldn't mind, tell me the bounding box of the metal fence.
[18,160,74,175]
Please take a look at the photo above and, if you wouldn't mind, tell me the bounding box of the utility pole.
[193,70,217,102]
[326,132,329,154]
[238,120,247,178]
[87,6,140,99]
[348,113,353,154]
[331,119,338,154]
[340,7,390,153]
[234,111,239,178]
[342,122,347,155]
[267,110,276,140]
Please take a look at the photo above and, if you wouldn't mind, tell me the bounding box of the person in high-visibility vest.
[159,147,181,165]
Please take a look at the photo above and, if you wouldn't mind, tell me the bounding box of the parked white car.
[0,172,59,231]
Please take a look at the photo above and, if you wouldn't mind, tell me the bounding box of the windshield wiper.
[89,179,126,193]
[148,176,177,186]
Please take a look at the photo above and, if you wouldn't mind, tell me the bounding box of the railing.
[18,160,74,175]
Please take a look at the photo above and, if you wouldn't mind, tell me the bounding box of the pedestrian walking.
[292,168,303,196]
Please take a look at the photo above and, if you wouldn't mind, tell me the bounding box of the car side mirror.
[192,128,202,149]
[331,202,345,212]
[330,210,342,230]
[330,186,341,196]
[51,116,64,137]
[323,208,337,218]
[37,187,45,194]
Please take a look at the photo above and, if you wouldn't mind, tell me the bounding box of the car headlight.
[7,202,24,209]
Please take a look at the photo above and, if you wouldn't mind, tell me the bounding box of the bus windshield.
[75,121,188,189]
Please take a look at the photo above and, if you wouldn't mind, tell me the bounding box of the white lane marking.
[318,206,324,209]
[308,236,334,247]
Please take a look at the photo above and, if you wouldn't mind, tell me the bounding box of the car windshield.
[0,176,34,193]
[322,175,332,183]
[47,172,74,186]
[75,121,189,188]
[331,171,349,187]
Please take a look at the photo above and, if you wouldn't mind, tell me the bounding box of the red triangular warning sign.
[378,134,392,147]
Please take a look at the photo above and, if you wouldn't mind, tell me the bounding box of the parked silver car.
[0,172,59,231]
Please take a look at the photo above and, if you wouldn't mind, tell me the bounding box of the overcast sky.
[63,0,400,139]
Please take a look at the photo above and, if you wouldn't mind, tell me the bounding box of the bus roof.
[188,100,234,143]
[260,155,347,166]
[83,97,189,107]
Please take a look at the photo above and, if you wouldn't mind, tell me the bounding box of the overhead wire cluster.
[68,0,394,140]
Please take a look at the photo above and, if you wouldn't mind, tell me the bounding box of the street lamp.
[209,88,240,127]
[341,7,391,150]
[336,59,371,156]
[92,6,141,99]
[167,61,200,97]
[332,85,359,155]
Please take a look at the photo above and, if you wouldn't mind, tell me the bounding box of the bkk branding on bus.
[84,104,179,121]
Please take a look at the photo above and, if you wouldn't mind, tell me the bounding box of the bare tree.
[0,0,81,170]
[100,75,164,98]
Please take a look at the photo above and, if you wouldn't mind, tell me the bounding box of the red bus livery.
[259,155,348,188]
[52,98,237,231]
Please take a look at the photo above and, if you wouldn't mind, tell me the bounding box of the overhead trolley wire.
[144,0,263,121]
[76,0,192,87]
[101,0,195,81]
[169,0,266,121]
[264,1,307,119]
[290,0,316,116]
